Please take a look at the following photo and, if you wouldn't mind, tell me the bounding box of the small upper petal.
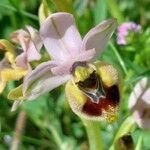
[82,19,117,58]
[51,48,95,75]
[40,12,82,61]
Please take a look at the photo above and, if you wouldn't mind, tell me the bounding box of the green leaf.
[93,0,107,25]
[135,134,143,150]
[107,0,124,23]
[50,0,74,13]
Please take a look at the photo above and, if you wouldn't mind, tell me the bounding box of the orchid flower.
[0,40,27,93]
[117,22,141,45]
[10,26,42,69]
[8,13,120,121]
[0,26,42,109]
[128,77,150,129]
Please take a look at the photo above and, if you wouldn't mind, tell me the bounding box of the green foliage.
[0,0,150,149]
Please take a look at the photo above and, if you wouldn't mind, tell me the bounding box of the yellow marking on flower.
[66,80,86,105]
[74,65,95,82]
[94,61,119,87]
[0,39,28,93]
[0,68,27,93]
[5,52,15,64]
[102,106,118,123]
[0,39,16,64]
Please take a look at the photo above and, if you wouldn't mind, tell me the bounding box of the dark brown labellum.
[76,71,120,116]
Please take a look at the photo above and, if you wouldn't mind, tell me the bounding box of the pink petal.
[23,61,71,100]
[27,41,41,61]
[26,26,43,51]
[141,88,150,104]
[128,77,148,110]
[133,105,150,129]
[51,48,95,75]
[82,19,117,58]
[15,52,28,68]
[128,77,150,129]
[76,48,96,62]
[10,29,29,44]
[40,12,82,61]
[11,27,42,65]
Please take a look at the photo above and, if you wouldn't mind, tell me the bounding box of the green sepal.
[8,85,25,101]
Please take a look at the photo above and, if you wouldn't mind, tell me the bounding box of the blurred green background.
[0,0,150,150]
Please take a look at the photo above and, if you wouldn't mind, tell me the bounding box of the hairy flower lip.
[66,61,120,121]
[66,77,120,121]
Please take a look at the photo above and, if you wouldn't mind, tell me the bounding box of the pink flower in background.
[10,26,42,69]
[117,22,141,45]
[18,12,117,100]
[128,77,150,129]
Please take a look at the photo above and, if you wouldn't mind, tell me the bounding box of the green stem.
[109,42,128,76]
[47,125,63,147]
[135,133,143,150]
[82,119,104,150]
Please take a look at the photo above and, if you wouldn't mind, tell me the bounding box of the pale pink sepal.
[128,77,148,110]
[23,61,71,100]
[40,12,82,61]
[82,18,117,58]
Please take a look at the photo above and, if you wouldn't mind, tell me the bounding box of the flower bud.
[65,61,120,122]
